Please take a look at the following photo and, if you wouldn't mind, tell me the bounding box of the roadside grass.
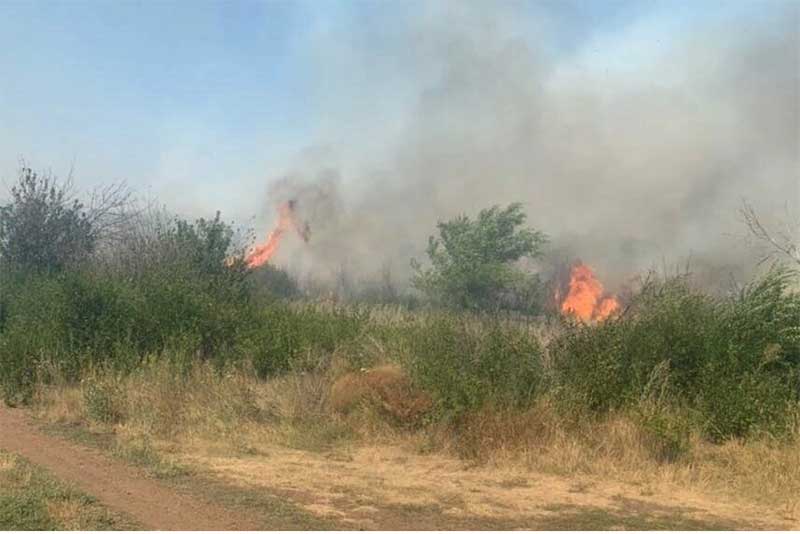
[429,402,800,518]
[30,358,800,523]
[536,501,742,530]
[0,450,140,530]
[37,422,337,530]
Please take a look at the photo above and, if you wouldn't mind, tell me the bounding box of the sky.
[1,0,798,286]
[0,1,771,210]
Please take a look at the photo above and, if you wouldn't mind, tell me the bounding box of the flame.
[244,200,309,269]
[560,262,620,322]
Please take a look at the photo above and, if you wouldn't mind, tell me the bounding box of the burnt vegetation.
[1,166,799,454]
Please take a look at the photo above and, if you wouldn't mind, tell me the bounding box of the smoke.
[262,1,799,291]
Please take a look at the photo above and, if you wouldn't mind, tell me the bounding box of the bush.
[551,268,800,440]
[0,168,95,273]
[411,203,547,312]
[407,314,543,419]
[330,364,433,427]
[249,264,300,300]
[0,208,265,403]
[243,303,367,378]
[82,372,124,424]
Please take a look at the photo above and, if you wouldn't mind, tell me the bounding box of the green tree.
[0,168,95,273]
[411,203,547,311]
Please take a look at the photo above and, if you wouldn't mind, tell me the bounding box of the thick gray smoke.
[262,2,799,292]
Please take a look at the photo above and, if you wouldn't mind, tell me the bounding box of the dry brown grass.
[330,364,432,426]
[420,400,800,516]
[46,499,84,530]
[29,359,800,526]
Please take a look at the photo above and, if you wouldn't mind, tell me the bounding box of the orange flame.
[245,200,309,269]
[560,262,620,322]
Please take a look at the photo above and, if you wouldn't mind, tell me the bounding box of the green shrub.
[243,303,367,378]
[0,255,258,405]
[411,203,548,312]
[82,373,124,424]
[408,314,543,418]
[0,273,70,403]
[249,264,300,300]
[551,268,800,441]
[0,168,95,274]
[636,403,693,463]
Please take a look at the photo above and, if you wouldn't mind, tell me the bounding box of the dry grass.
[330,364,432,426]
[30,358,800,527]
[420,400,800,516]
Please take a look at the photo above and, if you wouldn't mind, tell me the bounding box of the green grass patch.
[0,450,139,530]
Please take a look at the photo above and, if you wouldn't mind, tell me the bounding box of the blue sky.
[0,0,791,223]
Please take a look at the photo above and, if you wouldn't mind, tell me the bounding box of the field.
[2,0,798,528]
[2,269,800,528]
[1,170,799,529]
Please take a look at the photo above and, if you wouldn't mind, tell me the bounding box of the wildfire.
[244,199,310,269]
[560,262,620,322]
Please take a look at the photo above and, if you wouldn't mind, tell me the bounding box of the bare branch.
[86,181,138,243]
[740,199,800,267]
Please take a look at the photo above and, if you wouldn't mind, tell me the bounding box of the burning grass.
[559,261,620,322]
[243,199,310,269]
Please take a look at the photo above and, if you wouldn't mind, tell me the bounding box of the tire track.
[0,405,262,530]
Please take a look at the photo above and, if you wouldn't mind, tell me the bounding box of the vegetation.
[552,268,800,441]
[2,166,800,519]
[0,451,137,529]
[411,202,548,312]
[0,168,96,273]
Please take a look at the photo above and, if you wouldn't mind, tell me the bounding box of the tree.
[740,200,800,268]
[0,167,134,273]
[411,203,548,311]
[0,168,95,273]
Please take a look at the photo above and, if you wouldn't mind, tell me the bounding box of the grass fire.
[559,262,621,322]
[0,0,798,531]
[245,199,310,269]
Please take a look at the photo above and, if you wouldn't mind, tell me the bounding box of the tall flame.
[245,200,309,269]
[560,262,620,322]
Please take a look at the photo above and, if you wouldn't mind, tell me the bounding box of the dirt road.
[0,405,261,531]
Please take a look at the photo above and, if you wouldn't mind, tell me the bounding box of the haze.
[2,0,797,289]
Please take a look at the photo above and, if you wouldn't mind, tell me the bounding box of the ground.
[0,404,795,530]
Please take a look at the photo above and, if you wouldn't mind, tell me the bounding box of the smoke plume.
[261,2,799,292]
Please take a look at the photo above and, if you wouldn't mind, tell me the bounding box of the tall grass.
[4,258,799,444]
[30,353,800,513]
[0,267,368,403]
[3,227,800,519]
[551,268,800,441]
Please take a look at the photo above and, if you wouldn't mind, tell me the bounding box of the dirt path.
[0,405,261,531]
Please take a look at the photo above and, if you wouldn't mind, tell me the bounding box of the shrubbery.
[551,268,800,440]
[2,166,799,449]
[0,169,295,402]
[406,314,543,418]
[239,303,367,378]
[411,203,547,313]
